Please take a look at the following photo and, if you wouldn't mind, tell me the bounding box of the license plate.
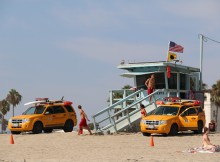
[13,123,19,127]
[148,125,154,129]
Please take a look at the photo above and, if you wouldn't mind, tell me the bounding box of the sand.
[0,131,219,162]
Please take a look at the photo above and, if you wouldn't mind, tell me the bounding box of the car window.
[153,106,179,116]
[23,106,45,115]
[45,106,54,114]
[197,106,203,113]
[185,108,197,116]
[64,105,73,112]
[179,106,187,114]
[35,106,45,114]
[53,106,65,114]
[23,107,36,115]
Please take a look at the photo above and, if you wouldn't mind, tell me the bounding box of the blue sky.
[1,0,220,120]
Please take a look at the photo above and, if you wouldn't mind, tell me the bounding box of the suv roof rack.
[35,97,72,105]
[156,97,201,106]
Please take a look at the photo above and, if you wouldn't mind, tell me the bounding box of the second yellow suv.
[140,97,206,136]
[8,98,77,134]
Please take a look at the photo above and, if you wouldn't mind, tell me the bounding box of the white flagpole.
[199,34,204,91]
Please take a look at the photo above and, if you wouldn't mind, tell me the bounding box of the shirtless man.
[202,127,218,151]
[145,74,155,102]
[78,105,92,135]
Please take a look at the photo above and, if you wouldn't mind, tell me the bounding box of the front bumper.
[140,123,170,134]
[8,122,33,132]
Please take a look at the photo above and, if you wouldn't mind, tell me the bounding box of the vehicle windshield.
[23,106,45,115]
[152,106,179,116]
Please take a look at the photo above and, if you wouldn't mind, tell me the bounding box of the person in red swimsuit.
[140,104,147,118]
[145,74,155,102]
[78,105,92,135]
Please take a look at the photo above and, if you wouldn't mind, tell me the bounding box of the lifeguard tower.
[92,61,204,133]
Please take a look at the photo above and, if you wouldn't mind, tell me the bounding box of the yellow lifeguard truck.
[8,98,77,134]
[140,97,206,136]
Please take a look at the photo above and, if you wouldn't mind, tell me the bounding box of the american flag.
[169,41,184,53]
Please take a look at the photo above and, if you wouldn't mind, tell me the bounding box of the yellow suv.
[8,98,77,134]
[140,97,206,136]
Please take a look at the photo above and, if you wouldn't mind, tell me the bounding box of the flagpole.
[199,34,204,91]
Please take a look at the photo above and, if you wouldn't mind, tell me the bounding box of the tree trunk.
[216,106,219,125]
[13,105,14,117]
[1,113,3,134]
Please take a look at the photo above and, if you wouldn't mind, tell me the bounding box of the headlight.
[159,120,167,125]
[141,120,146,124]
[22,118,30,123]
[9,119,12,123]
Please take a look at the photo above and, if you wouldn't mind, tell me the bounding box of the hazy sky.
[1,0,220,120]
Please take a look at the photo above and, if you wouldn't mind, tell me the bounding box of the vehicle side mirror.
[45,111,49,115]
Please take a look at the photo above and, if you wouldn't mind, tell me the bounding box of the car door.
[52,105,67,127]
[179,107,198,130]
[44,106,55,128]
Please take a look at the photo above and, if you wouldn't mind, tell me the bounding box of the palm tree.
[211,80,220,124]
[6,89,22,117]
[122,85,132,90]
[0,99,10,133]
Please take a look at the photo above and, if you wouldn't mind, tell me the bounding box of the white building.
[204,92,220,132]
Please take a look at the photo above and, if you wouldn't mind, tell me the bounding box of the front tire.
[168,124,178,136]
[63,120,74,132]
[142,132,151,136]
[32,122,43,134]
[11,131,21,135]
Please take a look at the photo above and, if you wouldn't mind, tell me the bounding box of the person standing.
[145,74,155,102]
[78,105,92,135]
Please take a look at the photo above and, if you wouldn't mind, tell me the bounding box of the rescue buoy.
[167,66,171,78]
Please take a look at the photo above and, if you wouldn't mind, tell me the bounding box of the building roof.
[117,61,200,77]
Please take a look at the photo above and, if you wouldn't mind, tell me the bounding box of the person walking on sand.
[78,105,92,135]
[145,74,155,102]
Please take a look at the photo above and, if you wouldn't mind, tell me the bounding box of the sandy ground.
[0,131,219,162]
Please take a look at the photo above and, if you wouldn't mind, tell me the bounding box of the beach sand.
[0,131,219,162]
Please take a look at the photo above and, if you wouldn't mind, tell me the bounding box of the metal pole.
[92,116,97,132]
[199,34,204,90]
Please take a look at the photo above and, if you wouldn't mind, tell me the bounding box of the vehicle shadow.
[152,131,203,137]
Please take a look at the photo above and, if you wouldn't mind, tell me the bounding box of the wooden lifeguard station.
[92,61,204,133]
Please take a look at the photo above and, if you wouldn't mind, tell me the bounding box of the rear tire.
[63,120,74,132]
[168,124,178,136]
[162,133,168,137]
[32,122,43,134]
[194,121,203,134]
